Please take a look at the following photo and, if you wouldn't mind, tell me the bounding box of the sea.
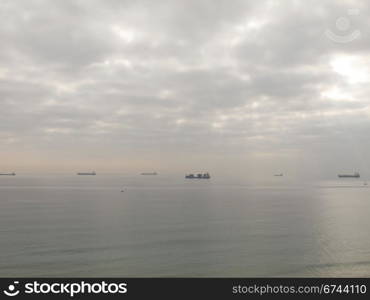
[1,174,369,277]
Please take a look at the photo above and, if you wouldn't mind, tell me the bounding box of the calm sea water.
[1,174,369,277]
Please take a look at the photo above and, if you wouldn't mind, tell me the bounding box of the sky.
[0,0,369,177]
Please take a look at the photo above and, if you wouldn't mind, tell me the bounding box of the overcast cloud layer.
[0,0,369,177]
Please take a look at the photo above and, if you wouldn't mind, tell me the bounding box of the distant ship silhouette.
[185,173,210,179]
[77,171,96,175]
[0,172,16,176]
[338,172,360,178]
[141,172,157,175]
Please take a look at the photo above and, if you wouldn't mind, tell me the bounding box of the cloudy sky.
[0,0,369,177]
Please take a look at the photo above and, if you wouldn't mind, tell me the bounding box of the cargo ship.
[185,173,210,179]
[77,171,96,175]
[338,172,360,178]
[0,172,16,176]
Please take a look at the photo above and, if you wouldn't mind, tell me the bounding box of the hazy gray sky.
[0,0,369,177]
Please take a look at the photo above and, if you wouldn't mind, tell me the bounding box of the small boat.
[0,172,16,176]
[77,171,96,175]
[274,173,283,177]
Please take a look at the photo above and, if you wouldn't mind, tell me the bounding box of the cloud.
[0,0,369,175]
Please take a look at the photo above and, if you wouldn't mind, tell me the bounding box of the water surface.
[1,174,369,277]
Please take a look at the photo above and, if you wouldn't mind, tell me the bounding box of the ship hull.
[77,173,96,175]
[185,173,211,179]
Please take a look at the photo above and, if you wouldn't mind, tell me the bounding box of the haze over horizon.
[1,0,370,178]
